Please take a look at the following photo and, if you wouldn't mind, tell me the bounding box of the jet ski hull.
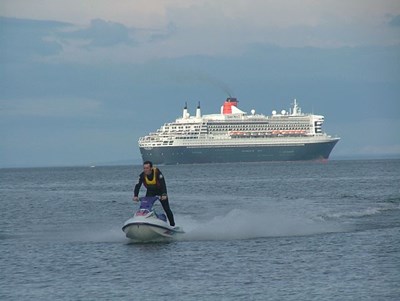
[122,217,184,242]
[122,197,184,242]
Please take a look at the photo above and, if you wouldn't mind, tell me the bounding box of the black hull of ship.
[140,139,339,165]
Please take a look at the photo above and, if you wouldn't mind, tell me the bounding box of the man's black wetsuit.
[134,168,175,226]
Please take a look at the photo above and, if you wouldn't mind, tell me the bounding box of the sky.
[1,0,400,167]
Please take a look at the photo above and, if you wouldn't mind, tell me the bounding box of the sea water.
[0,160,399,300]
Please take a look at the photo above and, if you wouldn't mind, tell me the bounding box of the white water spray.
[177,208,344,241]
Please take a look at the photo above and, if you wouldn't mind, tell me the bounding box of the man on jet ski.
[133,161,175,226]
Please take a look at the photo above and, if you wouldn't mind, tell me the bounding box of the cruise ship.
[139,98,339,164]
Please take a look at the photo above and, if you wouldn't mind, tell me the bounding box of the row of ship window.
[164,125,311,131]
[210,127,309,131]
[164,126,203,130]
[164,127,311,132]
[209,125,310,129]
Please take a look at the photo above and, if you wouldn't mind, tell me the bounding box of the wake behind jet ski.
[122,196,184,242]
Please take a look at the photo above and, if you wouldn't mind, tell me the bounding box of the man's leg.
[161,198,175,226]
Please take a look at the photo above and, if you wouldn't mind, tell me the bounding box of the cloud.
[0,17,67,62]
[0,17,143,65]
[2,1,400,66]
[62,19,136,48]
[0,0,171,28]
[2,1,400,58]
[149,22,177,42]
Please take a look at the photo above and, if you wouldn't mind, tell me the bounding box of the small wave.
[178,208,344,241]
[0,233,17,240]
[339,194,366,200]
[383,196,400,204]
[317,206,397,221]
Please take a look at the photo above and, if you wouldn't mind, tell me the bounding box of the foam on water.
[23,202,399,244]
[177,208,344,241]
[317,202,400,221]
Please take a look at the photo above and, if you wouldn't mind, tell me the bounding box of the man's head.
[143,161,153,175]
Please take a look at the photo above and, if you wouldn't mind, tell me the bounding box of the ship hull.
[140,139,339,165]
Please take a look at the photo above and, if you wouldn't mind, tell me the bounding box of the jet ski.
[122,196,184,242]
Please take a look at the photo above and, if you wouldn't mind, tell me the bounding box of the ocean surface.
[1,159,399,300]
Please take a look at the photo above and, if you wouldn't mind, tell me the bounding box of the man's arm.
[133,173,143,197]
